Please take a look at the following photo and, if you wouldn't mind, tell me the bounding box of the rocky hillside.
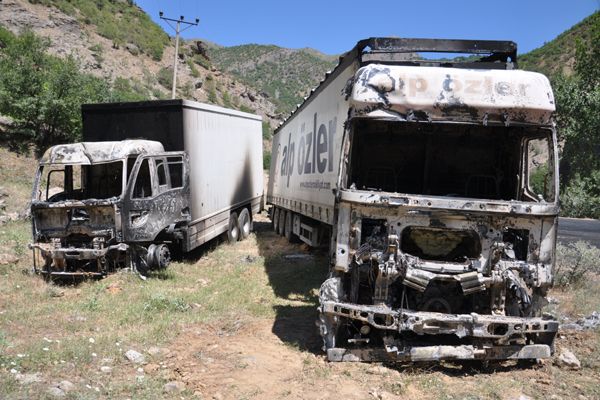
[0,0,597,127]
[520,11,600,77]
[0,0,279,124]
[208,44,337,117]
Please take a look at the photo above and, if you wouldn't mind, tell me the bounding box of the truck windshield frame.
[33,160,126,202]
[345,119,557,204]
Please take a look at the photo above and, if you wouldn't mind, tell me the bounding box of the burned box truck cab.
[267,38,559,362]
[31,100,264,278]
[30,140,190,277]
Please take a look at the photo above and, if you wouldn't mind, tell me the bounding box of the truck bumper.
[321,300,558,361]
[30,243,128,260]
[30,243,128,277]
[327,344,551,362]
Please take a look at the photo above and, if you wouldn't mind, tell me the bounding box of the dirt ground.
[117,216,600,400]
[146,300,600,400]
[1,152,599,399]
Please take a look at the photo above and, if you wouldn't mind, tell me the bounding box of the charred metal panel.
[83,100,264,226]
[350,64,555,125]
[267,60,355,226]
[121,152,190,243]
[39,140,164,165]
[268,38,559,362]
[82,100,186,151]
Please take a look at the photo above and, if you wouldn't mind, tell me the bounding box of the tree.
[554,16,600,217]
[0,30,110,153]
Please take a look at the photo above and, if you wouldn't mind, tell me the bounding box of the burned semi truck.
[267,38,559,362]
[30,100,263,277]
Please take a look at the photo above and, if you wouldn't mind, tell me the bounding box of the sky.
[137,0,599,56]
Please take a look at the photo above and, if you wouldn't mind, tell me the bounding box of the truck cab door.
[122,152,190,242]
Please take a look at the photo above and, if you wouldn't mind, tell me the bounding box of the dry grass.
[0,146,37,215]
[0,148,599,399]
[0,215,330,399]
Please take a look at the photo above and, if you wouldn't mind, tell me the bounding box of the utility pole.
[159,12,199,99]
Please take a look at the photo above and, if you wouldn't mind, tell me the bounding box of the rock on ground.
[163,381,186,393]
[124,349,146,364]
[556,348,581,369]
[58,380,75,392]
[14,372,42,384]
[0,253,20,265]
[46,386,65,398]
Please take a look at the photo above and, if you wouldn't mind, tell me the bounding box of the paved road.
[558,217,600,247]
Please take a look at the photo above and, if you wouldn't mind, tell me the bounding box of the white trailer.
[267,38,560,362]
[30,100,263,277]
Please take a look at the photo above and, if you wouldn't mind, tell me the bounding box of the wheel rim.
[238,209,251,239]
[241,215,250,236]
[228,212,239,242]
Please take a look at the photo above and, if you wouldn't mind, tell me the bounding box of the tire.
[278,209,286,236]
[272,207,280,232]
[227,212,240,243]
[284,210,296,242]
[237,208,251,240]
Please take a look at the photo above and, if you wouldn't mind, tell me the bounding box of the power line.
[159,11,199,99]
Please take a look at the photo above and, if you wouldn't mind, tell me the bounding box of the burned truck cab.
[320,39,559,362]
[30,140,189,278]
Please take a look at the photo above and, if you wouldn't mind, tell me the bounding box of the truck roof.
[350,64,555,125]
[39,139,165,165]
[82,99,262,122]
[275,37,554,133]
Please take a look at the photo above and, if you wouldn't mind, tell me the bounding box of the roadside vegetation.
[0,213,599,398]
[520,11,600,218]
[0,27,147,154]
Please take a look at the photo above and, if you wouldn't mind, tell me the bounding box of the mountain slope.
[209,44,338,116]
[0,0,278,123]
[520,11,599,76]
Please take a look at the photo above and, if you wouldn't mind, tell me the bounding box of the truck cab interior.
[35,161,124,202]
[346,119,555,203]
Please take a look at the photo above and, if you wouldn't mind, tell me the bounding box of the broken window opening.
[346,120,553,202]
[133,158,153,199]
[156,159,168,187]
[167,156,184,189]
[36,161,123,202]
[401,226,481,262]
[526,137,555,202]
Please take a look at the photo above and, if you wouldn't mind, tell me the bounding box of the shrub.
[193,54,211,70]
[186,58,200,78]
[555,241,600,287]
[263,152,271,170]
[207,88,217,104]
[560,172,600,219]
[222,90,232,108]
[262,121,272,140]
[0,29,152,152]
[157,67,173,90]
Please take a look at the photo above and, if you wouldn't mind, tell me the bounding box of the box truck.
[30,100,263,277]
[267,38,559,362]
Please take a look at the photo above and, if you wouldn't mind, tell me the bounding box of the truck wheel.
[278,210,286,236]
[272,207,280,232]
[238,208,251,240]
[227,212,240,243]
[284,211,297,242]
